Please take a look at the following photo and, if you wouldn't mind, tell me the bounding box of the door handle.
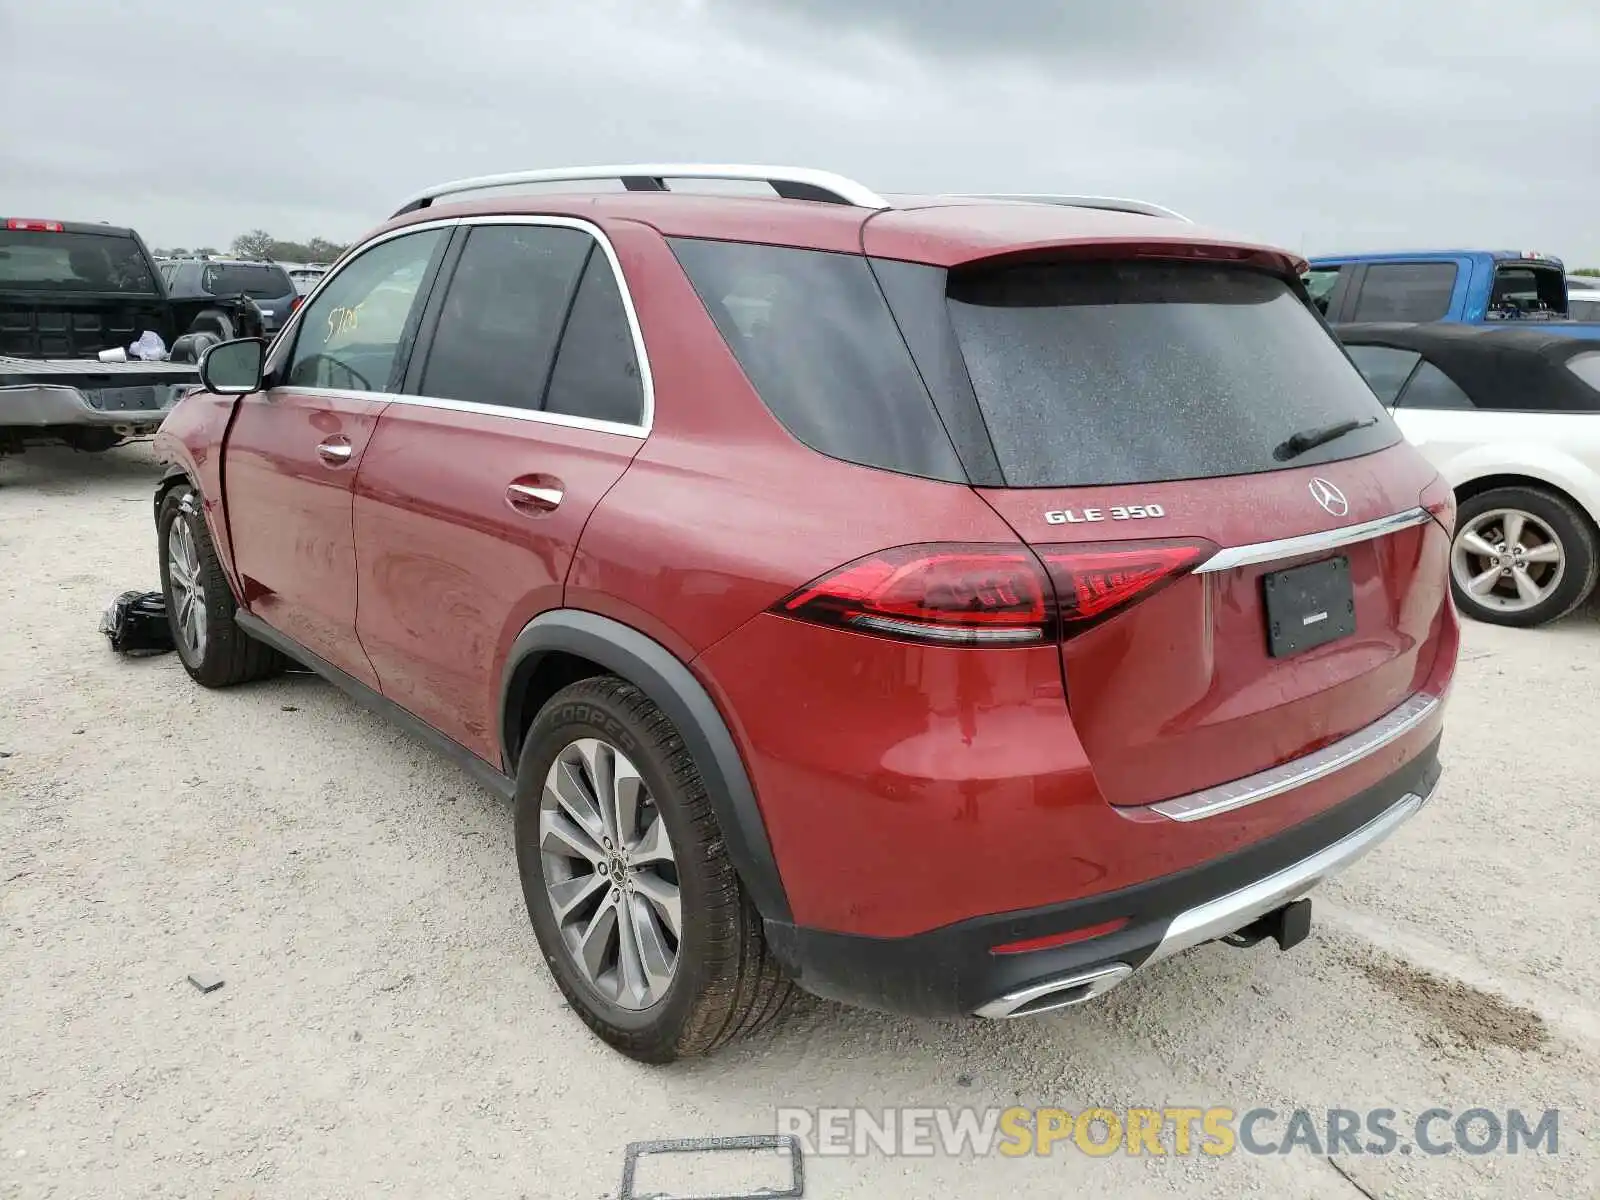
[507,482,563,511]
[316,439,353,464]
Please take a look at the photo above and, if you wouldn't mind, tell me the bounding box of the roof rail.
[963,194,1191,222]
[392,164,890,217]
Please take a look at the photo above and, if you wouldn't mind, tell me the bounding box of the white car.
[1339,321,1600,626]
[1567,276,1600,322]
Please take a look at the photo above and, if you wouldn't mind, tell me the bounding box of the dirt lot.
[2,444,1596,1199]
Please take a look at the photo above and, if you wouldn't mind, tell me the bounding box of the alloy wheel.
[539,738,682,1011]
[1450,508,1566,615]
[166,518,208,658]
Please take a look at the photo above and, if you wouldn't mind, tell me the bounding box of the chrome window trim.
[280,387,648,440]
[1148,692,1441,823]
[1196,507,1433,574]
[262,215,654,437]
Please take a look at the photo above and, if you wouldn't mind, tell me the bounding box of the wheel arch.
[153,465,248,608]
[500,610,791,923]
[153,463,193,522]
[1453,472,1600,538]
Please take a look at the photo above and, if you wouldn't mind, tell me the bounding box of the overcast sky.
[2,0,1597,262]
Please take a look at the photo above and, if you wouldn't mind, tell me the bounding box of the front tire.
[1449,486,1599,627]
[157,486,286,686]
[514,676,792,1063]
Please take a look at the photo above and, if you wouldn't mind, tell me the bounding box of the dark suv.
[158,258,298,336]
[153,165,1458,1063]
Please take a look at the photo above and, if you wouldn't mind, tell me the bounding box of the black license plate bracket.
[1262,555,1355,658]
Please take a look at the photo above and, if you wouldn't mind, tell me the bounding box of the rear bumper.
[0,382,189,428]
[763,733,1440,1019]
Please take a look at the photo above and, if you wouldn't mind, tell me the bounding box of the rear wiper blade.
[1272,416,1378,462]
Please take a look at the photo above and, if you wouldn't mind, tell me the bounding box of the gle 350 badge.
[1043,503,1167,525]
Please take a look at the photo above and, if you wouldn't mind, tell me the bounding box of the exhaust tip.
[974,963,1133,1020]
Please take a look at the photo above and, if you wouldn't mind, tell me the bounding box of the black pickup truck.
[1,217,265,457]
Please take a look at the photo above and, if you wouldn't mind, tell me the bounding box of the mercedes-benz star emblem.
[1308,477,1349,517]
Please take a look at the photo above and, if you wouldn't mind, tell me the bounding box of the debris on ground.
[99,590,174,656]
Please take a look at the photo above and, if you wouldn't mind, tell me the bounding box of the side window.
[286,229,445,393]
[669,237,964,481]
[1396,361,1474,410]
[1303,267,1342,316]
[544,248,646,426]
[1344,345,1421,406]
[1352,263,1458,322]
[419,224,592,411]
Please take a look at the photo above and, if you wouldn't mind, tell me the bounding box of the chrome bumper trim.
[1196,507,1433,574]
[971,783,1435,1019]
[1145,783,1434,967]
[1149,692,1440,823]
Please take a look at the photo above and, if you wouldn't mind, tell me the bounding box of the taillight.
[1420,474,1456,531]
[290,295,304,313]
[5,218,65,232]
[775,544,1051,646]
[773,538,1214,647]
[1036,539,1215,636]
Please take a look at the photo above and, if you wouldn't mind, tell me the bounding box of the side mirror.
[198,337,267,395]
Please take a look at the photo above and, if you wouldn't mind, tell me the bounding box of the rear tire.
[1449,486,1598,627]
[186,309,236,341]
[157,486,286,686]
[514,676,792,1063]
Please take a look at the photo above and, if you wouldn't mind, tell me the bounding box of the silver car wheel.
[1450,508,1566,615]
[166,518,208,659]
[539,738,681,1011]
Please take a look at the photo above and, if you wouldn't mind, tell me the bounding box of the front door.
[225,226,449,688]
[353,220,650,763]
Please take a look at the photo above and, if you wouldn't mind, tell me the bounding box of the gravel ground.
[2,444,1596,1200]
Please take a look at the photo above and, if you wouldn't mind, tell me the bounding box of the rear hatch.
[0,225,170,357]
[937,254,1452,806]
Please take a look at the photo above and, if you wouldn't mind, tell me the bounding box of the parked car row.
[155,165,1458,1063]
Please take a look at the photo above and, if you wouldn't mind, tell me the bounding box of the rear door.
[938,257,1453,807]
[227,226,450,688]
[352,218,649,763]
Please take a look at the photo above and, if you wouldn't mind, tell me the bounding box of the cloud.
[1,0,1596,263]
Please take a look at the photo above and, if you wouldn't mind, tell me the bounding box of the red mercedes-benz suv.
[153,165,1457,1063]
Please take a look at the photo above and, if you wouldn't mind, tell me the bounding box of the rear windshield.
[201,263,293,299]
[947,261,1400,487]
[0,230,158,294]
[1489,264,1567,318]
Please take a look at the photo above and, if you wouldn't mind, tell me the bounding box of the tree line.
[151,231,350,265]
